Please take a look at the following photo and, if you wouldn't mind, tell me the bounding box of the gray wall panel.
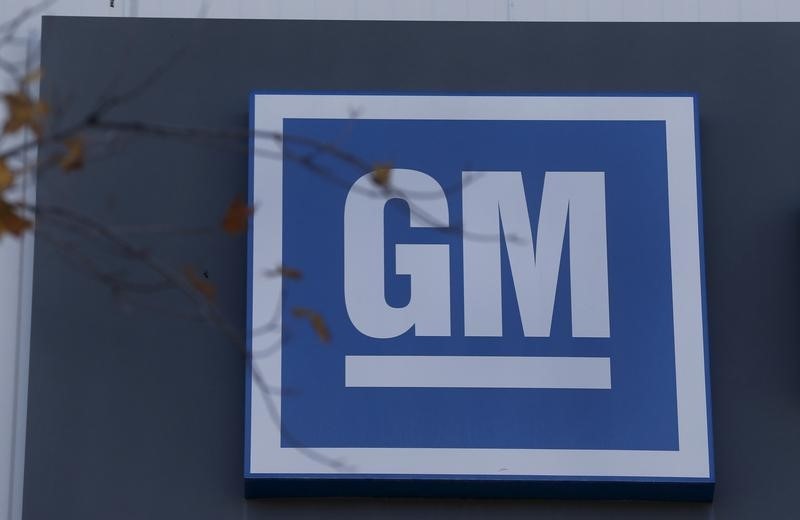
[24,17,800,519]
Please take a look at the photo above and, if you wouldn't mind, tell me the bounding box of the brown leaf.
[183,265,216,300]
[0,199,32,237]
[0,160,14,192]
[292,307,331,343]
[2,91,48,136]
[20,68,43,85]
[371,164,392,187]
[59,136,84,172]
[221,196,254,234]
[265,265,303,280]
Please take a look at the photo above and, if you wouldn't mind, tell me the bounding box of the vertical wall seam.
[8,27,37,520]
[7,106,25,520]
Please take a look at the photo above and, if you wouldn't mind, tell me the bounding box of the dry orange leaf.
[0,200,32,237]
[0,160,13,192]
[59,136,85,172]
[2,91,48,136]
[292,307,331,343]
[371,164,392,187]
[265,265,303,280]
[183,265,216,301]
[278,266,303,280]
[221,196,254,234]
[20,68,43,85]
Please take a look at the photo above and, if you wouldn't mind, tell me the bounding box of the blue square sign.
[246,94,714,500]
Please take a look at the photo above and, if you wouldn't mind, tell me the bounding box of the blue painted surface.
[245,93,713,499]
[280,118,678,450]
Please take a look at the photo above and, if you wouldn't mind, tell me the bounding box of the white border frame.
[249,94,710,479]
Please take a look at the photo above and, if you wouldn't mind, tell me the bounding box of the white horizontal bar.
[345,356,611,389]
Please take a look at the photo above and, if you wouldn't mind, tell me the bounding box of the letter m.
[463,171,610,338]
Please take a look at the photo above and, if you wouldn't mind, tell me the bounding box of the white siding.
[0,0,794,518]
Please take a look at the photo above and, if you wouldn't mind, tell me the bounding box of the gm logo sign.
[246,94,713,499]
